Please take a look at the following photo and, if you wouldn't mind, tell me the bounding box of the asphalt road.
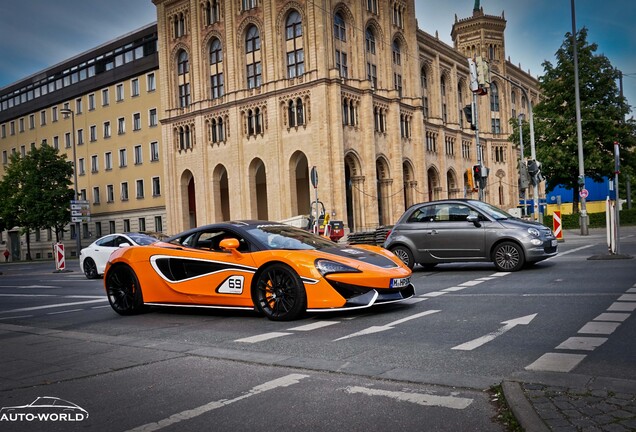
[0,226,634,431]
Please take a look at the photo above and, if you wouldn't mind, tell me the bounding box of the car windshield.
[126,233,161,245]
[469,201,514,220]
[247,225,336,250]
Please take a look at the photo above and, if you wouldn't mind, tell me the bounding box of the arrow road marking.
[344,386,473,410]
[333,310,441,341]
[452,313,537,351]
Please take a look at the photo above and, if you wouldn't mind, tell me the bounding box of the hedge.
[542,207,636,230]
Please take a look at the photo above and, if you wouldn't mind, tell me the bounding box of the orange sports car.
[104,221,414,321]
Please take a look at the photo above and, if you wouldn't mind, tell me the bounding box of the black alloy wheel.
[105,264,146,315]
[83,258,99,279]
[254,263,306,321]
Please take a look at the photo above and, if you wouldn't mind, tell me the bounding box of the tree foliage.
[0,144,74,259]
[510,28,636,212]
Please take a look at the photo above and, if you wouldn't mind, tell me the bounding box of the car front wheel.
[105,264,146,315]
[253,263,306,321]
[493,241,525,272]
[390,245,414,270]
[83,258,99,279]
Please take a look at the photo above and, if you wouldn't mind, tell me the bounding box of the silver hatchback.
[383,199,558,272]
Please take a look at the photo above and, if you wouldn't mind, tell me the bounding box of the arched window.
[333,12,346,41]
[295,98,304,126]
[177,50,190,107]
[490,82,500,112]
[245,25,262,88]
[209,38,224,99]
[285,11,304,78]
[392,40,401,65]
[365,27,375,54]
[204,1,220,25]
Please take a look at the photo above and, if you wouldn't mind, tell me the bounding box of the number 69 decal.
[217,275,244,294]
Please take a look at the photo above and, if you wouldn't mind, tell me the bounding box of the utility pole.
[571,0,589,235]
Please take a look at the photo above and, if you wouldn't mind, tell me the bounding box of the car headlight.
[315,259,360,276]
[527,227,541,237]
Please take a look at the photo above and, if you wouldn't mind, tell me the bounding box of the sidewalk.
[503,225,636,431]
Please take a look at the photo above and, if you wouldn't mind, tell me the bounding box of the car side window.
[193,230,250,252]
[114,236,130,246]
[407,206,435,223]
[432,204,472,222]
[97,236,116,247]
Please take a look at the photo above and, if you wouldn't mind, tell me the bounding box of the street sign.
[579,188,589,199]
[310,166,318,188]
[70,200,91,223]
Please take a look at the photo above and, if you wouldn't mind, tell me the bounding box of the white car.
[79,232,162,279]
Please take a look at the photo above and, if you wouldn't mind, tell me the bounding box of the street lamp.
[60,108,82,257]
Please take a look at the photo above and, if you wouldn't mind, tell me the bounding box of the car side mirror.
[466,214,481,227]
[119,242,131,248]
[219,238,243,259]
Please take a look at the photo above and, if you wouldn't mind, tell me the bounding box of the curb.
[502,380,549,432]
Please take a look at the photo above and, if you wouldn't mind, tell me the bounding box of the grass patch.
[489,384,523,432]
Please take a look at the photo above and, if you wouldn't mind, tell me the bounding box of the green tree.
[0,144,74,260]
[510,28,636,212]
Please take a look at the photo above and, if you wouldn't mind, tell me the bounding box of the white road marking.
[0,315,34,320]
[442,287,466,292]
[0,285,59,289]
[0,299,108,314]
[0,293,55,297]
[344,386,473,410]
[234,332,292,343]
[491,272,510,277]
[452,313,537,351]
[577,321,621,335]
[551,244,594,257]
[333,310,441,341]
[403,297,428,304]
[555,337,608,351]
[475,277,496,281]
[607,302,636,312]
[126,374,309,432]
[47,309,84,315]
[458,280,484,287]
[525,353,587,372]
[594,312,630,322]
[287,321,339,331]
[627,288,636,293]
[419,291,447,297]
[617,294,636,302]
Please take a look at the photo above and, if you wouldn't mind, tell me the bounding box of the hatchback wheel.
[390,246,414,270]
[493,241,525,272]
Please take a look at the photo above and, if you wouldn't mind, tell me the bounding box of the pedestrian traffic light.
[473,164,482,182]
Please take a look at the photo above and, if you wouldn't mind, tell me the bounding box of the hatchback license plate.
[391,277,411,289]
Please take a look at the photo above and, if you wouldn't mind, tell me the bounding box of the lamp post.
[60,108,82,257]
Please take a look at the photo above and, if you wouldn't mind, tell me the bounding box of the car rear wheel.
[105,264,146,315]
[83,258,99,279]
[253,263,306,321]
[390,245,414,270]
[493,241,525,272]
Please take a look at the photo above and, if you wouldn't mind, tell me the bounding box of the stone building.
[152,0,539,235]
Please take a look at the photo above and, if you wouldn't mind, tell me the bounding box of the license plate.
[551,240,557,247]
[390,277,411,289]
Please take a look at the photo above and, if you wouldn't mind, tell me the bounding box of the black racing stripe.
[154,257,253,282]
[323,247,397,268]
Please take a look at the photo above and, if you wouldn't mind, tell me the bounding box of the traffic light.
[475,56,490,89]
[518,160,529,189]
[466,168,475,191]
[473,164,489,190]
[527,159,544,186]
[468,58,479,92]
[462,105,476,130]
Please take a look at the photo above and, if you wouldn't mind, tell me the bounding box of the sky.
[1,0,634,116]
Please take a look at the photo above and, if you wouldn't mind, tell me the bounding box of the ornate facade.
[152,0,539,235]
